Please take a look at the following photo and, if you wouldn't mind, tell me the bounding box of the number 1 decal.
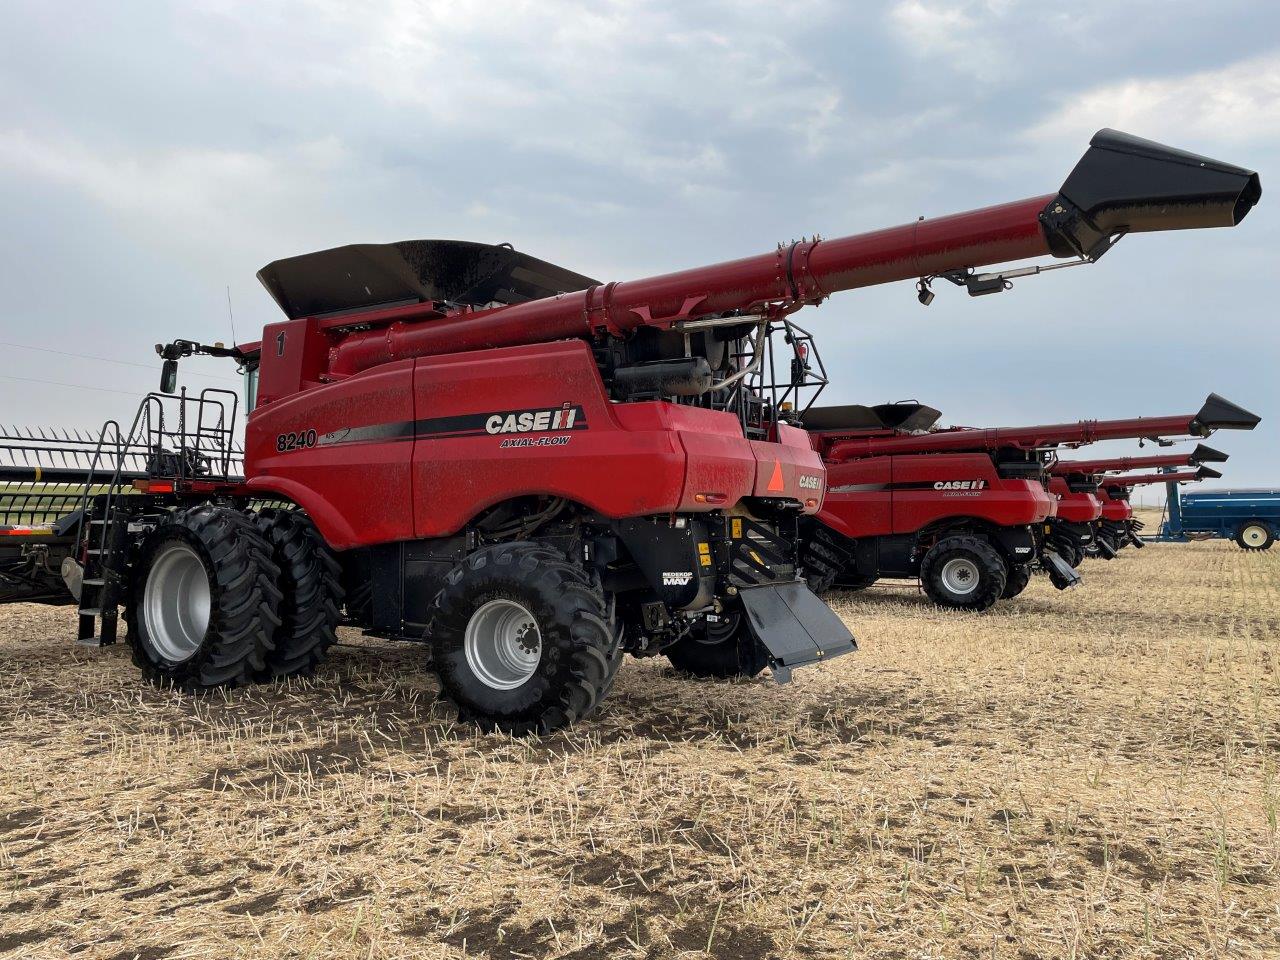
[276,331,286,357]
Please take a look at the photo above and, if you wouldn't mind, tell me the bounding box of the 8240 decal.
[276,429,318,452]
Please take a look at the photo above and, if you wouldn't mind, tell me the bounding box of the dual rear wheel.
[128,505,343,692]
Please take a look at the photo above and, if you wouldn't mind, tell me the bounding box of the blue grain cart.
[1158,487,1280,550]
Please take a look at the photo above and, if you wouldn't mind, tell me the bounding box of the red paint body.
[1046,479,1104,523]
[821,452,1053,543]
[246,341,823,549]
[1099,493,1133,523]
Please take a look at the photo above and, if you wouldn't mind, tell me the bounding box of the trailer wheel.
[920,535,1007,611]
[253,508,344,680]
[128,505,282,692]
[1001,563,1033,599]
[801,525,851,595]
[428,542,621,735]
[1235,521,1275,551]
[665,612,769,680]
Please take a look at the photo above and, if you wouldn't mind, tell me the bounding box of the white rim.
[143,541,212,663]
[939,557,980,596]
[464,599,542,690]
[1242,524,1268,547]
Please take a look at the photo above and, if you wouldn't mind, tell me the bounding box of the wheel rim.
[1242,524,1268,547]
[464,599,542,690]
[939,557,981,596]
[143,541,212,663]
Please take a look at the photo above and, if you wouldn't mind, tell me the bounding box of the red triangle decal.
[767,459,785,493]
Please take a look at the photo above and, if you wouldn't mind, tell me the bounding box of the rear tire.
[128,505,282,692]
[253,508,344,680]
[665,612,769,680]
[428,542,621,735]
[1001,563,1033,599]
[920,535,1007,611]
[1235,521,1275,551]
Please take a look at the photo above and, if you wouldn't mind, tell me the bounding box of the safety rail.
[71,388,244,552]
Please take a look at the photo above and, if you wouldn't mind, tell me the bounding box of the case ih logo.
[934,480,987,491]
[485,403,584,435]
[797,474,822,490]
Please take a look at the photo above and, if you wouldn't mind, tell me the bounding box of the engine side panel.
[890,454,1052,533]
[821,457,893,538]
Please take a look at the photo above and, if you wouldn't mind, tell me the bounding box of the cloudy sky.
[1,0,1276,496]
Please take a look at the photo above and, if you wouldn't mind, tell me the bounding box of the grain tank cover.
[257,240,600,319]
[801,402,943,433]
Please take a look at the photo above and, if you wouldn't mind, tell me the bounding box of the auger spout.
[1051,444,1229,477]
[819,395,1260,463]
[250,130,1260,390]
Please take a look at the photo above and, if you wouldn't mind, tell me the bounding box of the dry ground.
[2,529,1278,958]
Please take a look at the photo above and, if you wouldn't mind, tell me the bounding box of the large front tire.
[920,535,1007,611]
[428,542,621,735]
[253,508,344,680]
[128,505,282,691]
[665,612,769,680]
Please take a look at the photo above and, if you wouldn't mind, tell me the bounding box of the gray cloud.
[0,0,1275,487]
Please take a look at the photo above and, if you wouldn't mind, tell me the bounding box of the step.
[82,578,105,588]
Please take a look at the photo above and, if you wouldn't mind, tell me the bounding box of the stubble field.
[2,524,1278,959]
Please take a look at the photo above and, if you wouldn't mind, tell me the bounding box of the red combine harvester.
[803,397,1258,607]
[0,130,1261,732]
[1051,445,1229,554]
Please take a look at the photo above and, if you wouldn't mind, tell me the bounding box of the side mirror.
[160,359,178,394]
